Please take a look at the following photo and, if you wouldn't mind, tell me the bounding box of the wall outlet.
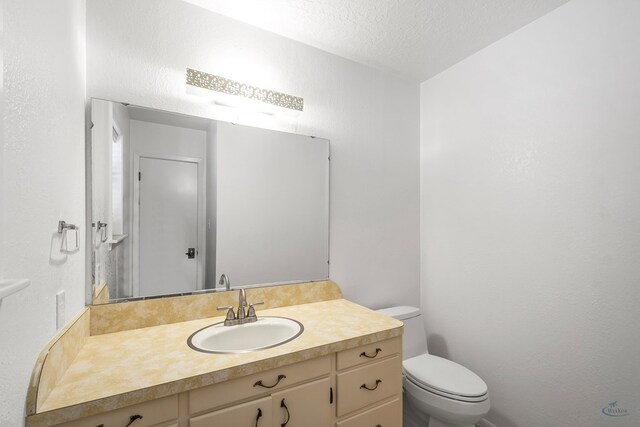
[56,290,65,330]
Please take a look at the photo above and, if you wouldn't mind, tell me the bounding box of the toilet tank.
[376,306,428,360]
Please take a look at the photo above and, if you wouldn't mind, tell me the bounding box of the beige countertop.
[29,298,402,426]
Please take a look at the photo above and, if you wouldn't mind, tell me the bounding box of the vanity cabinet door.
[190,396,272,427]
[335,398,401,427]
[336,337,401,371]
[271,378,331,427]
[336,356,401,417]
[52,395,178,427]
[189,355,330,414]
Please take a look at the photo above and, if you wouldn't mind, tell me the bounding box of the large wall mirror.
[89,99,329,304]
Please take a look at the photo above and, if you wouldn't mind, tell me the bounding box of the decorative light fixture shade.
[186,68,303,114]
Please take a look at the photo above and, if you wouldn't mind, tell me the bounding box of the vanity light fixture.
[186,68,303,116]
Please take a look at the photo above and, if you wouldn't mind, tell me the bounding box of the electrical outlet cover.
[56,290,65,330]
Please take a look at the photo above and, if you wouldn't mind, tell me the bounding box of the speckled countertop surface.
[33,299,402,426]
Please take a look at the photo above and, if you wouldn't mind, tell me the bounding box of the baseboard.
[476,419,498,427]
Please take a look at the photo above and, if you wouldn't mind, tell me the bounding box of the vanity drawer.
[336,397,401,427]
[336,337,401,371]
[190,396,272,427]
[336,356,401,417]
[53,395,177,427]
[189,355,330,414]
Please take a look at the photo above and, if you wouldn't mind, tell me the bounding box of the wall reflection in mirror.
[90,99,329,304]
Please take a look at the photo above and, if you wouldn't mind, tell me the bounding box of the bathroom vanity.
[32,99,407,427]
[25,282,403,427]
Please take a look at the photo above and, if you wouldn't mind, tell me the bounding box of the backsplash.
[90,281,342,335]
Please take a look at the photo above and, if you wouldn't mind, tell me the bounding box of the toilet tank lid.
[376,306,421,320]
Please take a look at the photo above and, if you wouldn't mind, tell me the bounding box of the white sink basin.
[188,316,304,354]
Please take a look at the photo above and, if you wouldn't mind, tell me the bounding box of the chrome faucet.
[217,289,264,326]
[218,273,230,291]
[237,288,247,319]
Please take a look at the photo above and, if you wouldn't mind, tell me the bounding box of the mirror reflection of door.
[138,156,199,296]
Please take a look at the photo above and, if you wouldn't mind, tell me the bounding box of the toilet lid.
[403,354,488,398]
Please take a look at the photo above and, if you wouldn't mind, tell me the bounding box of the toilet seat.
[403,375,491,426]
[403,354,488,403]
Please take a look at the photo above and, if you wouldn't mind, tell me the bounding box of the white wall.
[86,0,420,309]
[130,120,207,160]
[216,122,329,287]
[0,1,86,426]
[420,1,640,426]
[205,121,217,289]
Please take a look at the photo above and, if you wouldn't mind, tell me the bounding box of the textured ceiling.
[182,0,570,82]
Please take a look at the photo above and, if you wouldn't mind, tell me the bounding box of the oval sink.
[188,317,304,354]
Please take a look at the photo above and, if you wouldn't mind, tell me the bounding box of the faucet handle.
[247,301,264,317]
[217,306,236,321]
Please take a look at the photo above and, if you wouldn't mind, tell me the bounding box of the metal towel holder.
[93,221,108,243]
[58,220,80,253]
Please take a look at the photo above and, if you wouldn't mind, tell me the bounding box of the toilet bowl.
[377,306,489,427]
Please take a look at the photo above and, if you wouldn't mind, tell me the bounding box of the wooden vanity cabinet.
[190,396,273,427]
[335,337,402,427]
[52,395,178,427]
[189,356,331,414]
[190,378,331,427]
[271,378,332,427]
[189,356,332,427]
[336,398,401,427]
[49,337,402,427]
[188,338,402,427]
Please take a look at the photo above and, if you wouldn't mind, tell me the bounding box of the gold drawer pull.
[360,379,382,391]
[254,374,286,388]
[359,348,382,359]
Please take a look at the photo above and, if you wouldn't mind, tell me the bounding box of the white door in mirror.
[139,157,199,296]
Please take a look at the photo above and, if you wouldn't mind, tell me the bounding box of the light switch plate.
[56,290,65,330]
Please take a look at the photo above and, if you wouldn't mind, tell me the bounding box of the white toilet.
[376,306,490,427]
